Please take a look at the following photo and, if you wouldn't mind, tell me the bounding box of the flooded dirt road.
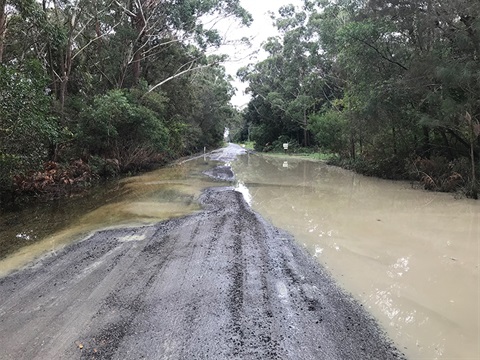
[1,144,478,359]
[232,153,480,360]
[0,145,403,359]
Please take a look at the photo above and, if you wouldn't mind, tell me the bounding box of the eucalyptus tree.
[104,0,252,89]
[313,0,480,188]
[0,0,62,194]
[0,0,7,63]
[1,0,251,108]
[240,0,479,192]
[184,63,237,148]
[239,3,332,147]
[0,0,253,201]
[0,61,59,195]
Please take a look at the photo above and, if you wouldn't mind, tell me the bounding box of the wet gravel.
[0,144,406,359]
[203,165,235,182]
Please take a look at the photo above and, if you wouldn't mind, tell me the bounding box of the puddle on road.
[0,157,223,277]
[232,153,479,360]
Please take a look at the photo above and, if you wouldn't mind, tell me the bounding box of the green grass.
[262,151,335,162]
[301,152,335,161]
[234,141,335,161]
[239,141,255,150]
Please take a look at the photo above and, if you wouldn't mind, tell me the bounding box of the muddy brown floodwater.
[0,157,221,276]
[0,147,478,359]
[0,145,405,359]
[232,153,480,360]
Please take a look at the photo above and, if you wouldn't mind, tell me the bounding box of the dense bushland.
[0,0,250,204]
[237,0,480,198]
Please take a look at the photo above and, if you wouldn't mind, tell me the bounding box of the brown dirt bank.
[0,184,405,359]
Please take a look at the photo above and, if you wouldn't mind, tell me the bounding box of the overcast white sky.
[212,0,304,108]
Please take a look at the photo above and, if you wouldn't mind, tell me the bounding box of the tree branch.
[72,20,122,61]
[146,63,215,94]
[350,35,408,71]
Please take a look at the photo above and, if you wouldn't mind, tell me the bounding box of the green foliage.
[250,124,276,151]
[239,3,340,148]
[181,65,237,151]
[0,0,253,203]
[239,0,480,196]
[0,61,59,193]
[309,110,347,154]
[241,141,255,150]
[77,90,170,159]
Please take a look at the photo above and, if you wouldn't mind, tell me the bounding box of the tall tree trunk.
[0,0,7,64]
[57,43,72,116]
[59,76,68,114]
[422,126,431,157]
[439,129,454,159]
[59,24,74,115]
[42,1,58,97]
[303,107,308,147]
[58,47,68,115]
[392,125,397,155]
[350,131,355,160]
[132,51,141,86]
[132,10,146,86]
[466,112,478,198]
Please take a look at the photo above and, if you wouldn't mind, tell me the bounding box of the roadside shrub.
[13,160,93,197]
[406,156,471,192]
[88,156,120,178]
[309,110,348,154]
[250,124,273,151]
[330,155,407,180]
[77,90,170,169]
[271,136,301,152]
[0,61,59,196]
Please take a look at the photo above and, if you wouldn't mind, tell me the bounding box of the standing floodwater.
[232,153,479,360]
[1,147,478,359]
[0,158,221,276]
[0,145,406,359]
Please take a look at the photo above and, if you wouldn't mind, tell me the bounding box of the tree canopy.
[238,0,480,196]
[0,0,250,201]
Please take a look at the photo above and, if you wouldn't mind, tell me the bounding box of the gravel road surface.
[0,144,405,359]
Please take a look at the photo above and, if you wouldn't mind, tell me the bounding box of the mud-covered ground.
[0,145,405,359]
